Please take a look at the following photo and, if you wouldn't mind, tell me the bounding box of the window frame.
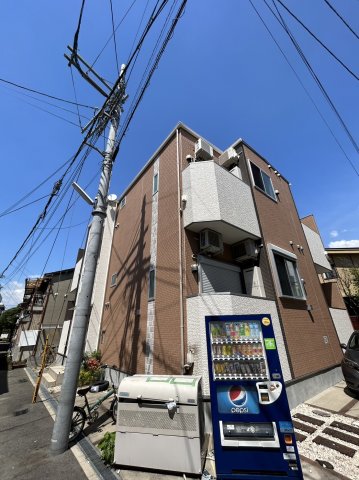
[119,196,126,209]
[249,161,277,201]
[153,172,159,195]
[148,267,156,301]
[110,273,117,287]
[267,244,306,300]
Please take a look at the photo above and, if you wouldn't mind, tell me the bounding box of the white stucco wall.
[186,294,292,395]
[302,224,331,272]
[329,307,354,344]
[182,161,260,240]
[85,200,117,352]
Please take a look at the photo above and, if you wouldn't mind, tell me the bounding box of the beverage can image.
[225,323,231,340]
[234,322,240,340]
[244,322,251,338]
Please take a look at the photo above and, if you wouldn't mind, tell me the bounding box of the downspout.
[176,128,185,373]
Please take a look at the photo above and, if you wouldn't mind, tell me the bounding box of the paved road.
[0,354,89,480]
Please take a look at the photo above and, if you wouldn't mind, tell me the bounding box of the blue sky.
[0,0,358,307]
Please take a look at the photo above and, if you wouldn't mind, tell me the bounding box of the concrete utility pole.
[50,64,126,455]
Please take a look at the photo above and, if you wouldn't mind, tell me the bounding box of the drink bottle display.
[210,319,269,380]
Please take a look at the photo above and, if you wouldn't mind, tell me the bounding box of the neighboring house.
[99,122,345,408]
[325,247,359,330]
[13,269,76,363]
[302,215,354,344]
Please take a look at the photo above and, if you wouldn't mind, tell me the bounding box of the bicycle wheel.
[69,406,86,442]
[110,396,118,423]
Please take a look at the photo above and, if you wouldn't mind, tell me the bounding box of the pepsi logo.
[228,386,247,407]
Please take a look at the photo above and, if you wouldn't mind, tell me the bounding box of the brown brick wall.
[243,145,343,379]
[100,158,154,373]
[154,135,183,374]
[321,281,347,310]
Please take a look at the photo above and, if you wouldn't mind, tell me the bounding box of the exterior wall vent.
[200,229,223,255]
[232,239,258,262]
[195,138,213,160]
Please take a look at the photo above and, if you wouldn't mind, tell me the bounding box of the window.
[148,267,156,300]
[153,173,159,195]
[110,273,117,287]
[250,162,276,200]
[200,257,243,294]
[119,197,126,209]
[271,247,305,300]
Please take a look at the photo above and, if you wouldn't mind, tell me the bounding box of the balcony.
[182,161,260,244]
[301,223,332,274]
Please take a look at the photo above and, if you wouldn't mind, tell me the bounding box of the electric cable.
[2,156,100,285]
[250,0,359,177]
[70,67,83,129]
[275,0,359,82]
[323,0,359,41]
[117,0,188,146]
[264,0,359,160]
[0,84,92,123]
[90,0,138,69]
[1,0,174,283]
[109,0,120,75]
[19,98,81,128]
[0,156,73,218]
[0,76,96,110]
[0,195,51,218]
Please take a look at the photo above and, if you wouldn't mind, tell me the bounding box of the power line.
[90,0,138,69]
[0,76,96,110]
[117,0,188,146]
[249,0,359,177]
[264,0,359,163]
[0,156,73,218]
[275,0,359,82]
[109,0,120,75]
[0,194,50,218]
[323,0,359,41]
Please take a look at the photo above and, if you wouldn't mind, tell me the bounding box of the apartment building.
[100,123,346,406]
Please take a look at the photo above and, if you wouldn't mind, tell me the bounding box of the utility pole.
[50,63,126,455]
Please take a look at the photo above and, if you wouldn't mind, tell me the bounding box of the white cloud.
[1,281,24,308]
[328,239,359,248]
[330,230,338,238]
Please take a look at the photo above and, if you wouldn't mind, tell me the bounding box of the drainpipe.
[176,128,185,373]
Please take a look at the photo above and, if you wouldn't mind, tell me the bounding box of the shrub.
[98,431,116,465]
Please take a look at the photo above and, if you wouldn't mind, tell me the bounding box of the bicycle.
[69,364,119,442]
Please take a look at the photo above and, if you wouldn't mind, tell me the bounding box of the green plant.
[98,431,116,465]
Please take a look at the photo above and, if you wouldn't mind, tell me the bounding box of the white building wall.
[85,199,117,352]
[186,294,292,395]
[302,224,332,272]
[329,307,354,344]
[182,161,260,240]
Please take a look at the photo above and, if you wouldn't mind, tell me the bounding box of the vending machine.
[205,314,303,479]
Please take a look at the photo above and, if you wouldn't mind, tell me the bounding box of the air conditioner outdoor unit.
[200,229,223,255]
[218,147,239,168]
[195,138,213,160]
[232,239,258,262]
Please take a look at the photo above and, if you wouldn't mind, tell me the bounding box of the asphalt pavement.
[0,349,91,480]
